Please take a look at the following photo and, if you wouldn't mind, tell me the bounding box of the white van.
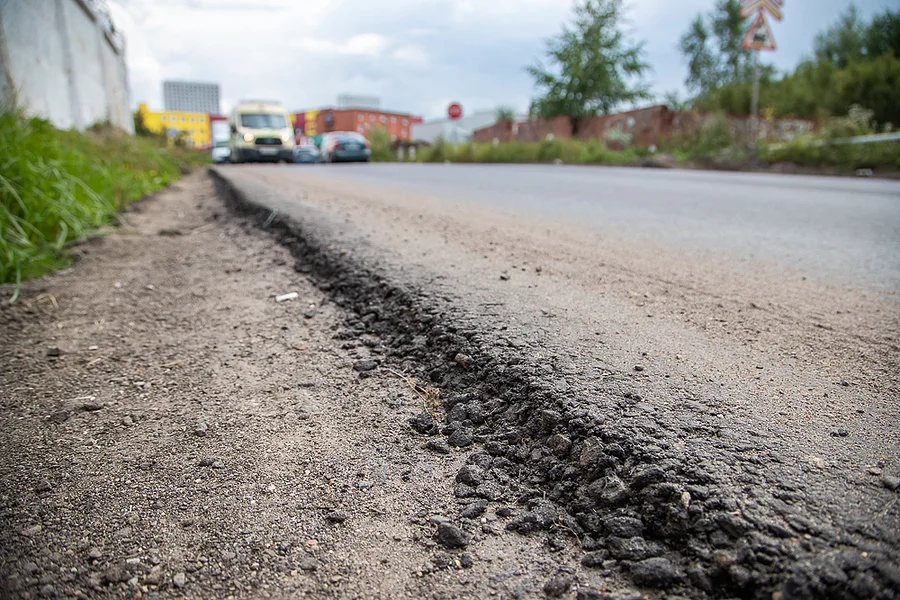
[229,101,295,163]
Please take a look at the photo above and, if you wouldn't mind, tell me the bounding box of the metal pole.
[751,51,760,143]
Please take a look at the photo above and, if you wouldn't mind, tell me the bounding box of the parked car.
[211,141,231,163]
[228,101,295,163]
[292,144,320,164]
[320,132,371,163]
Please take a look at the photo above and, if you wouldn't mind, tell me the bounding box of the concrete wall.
[0,0,132,132]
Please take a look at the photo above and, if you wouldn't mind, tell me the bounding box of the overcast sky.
[108,0,893,119]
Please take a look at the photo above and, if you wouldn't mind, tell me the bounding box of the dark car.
[292,144,320,164]
[320,132,371,163]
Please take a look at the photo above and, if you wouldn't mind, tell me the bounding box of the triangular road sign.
[742,11,777,51]
[741,0,782,21]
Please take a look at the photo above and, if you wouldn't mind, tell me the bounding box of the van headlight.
[243,132,254,142]
[281,132,291,142]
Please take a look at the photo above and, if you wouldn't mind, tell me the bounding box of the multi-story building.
[292,107,422,142]
[162,80,220,114]
[137,102,212,149]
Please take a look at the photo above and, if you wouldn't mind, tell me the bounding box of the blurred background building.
[412,110,499,144]
[163,81,221,114]
[137,103,211,149]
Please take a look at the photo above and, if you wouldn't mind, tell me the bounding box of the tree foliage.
[495,106,517,122]
[679,0,753,95]
[683,5,900,126]
[527,0,650,134]
[814,5,868,68]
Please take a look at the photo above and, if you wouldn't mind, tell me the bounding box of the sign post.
[446,102,463,144]
[741,0,782,141]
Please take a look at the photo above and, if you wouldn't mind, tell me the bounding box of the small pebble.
[883,475,900,491]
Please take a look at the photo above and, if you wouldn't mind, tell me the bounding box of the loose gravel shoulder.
[0,173,629,600]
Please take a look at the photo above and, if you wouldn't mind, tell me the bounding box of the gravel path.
[0,173,620,599]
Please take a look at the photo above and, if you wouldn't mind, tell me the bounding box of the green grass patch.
[405,137,644,165]
[759,138,900,170]
[1,109,210,296]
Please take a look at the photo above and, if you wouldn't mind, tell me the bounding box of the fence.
[472,106,817,149]
[0,0,132,132]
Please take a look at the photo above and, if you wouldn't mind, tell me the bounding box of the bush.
[369,126,394,162]
[536,137,586,163]
[0,109,205,294]
[760,137,900,169]
[820,104,875,139]
[491,141,540,163]
[414,137,651,165]
[422,137,451,163]
[583,139,617,163]
[663,112,736,158]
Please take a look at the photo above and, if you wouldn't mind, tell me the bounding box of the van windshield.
[240,113,286,129]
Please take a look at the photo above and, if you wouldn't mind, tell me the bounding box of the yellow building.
[137,103,211,149]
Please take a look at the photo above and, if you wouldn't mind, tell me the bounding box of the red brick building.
[293,108,422,141]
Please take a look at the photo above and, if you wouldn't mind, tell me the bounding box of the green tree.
[662,90,688,111]
[368,126,394,162]
[814,4,868,68]
[526,0,650,135]
[864,9,900,58]
[679,0,753,95]
[495,106,516,122]
[680,16,720,94]
[133,108,152,136]
[834,53,900,125]
[711,0,753,82]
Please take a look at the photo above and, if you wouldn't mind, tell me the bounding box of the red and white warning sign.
[742,10,777,51]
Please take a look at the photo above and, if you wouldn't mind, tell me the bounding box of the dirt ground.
[0,173,658,600]
[2,167,898,600]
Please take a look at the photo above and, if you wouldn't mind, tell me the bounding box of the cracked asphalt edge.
[210,167,900,600]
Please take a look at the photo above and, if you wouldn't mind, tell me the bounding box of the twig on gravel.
[85,357,104,367]
[292,345,307,351]
[35,293,58,309]
[191,223,215,234]
[551,515,583,546]
[159,360,184,368]
[877,497,898,520]
[384,368,441,415]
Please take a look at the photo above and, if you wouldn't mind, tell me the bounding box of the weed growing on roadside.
[0,109,210,297]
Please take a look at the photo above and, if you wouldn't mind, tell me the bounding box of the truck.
[228,101,295,163]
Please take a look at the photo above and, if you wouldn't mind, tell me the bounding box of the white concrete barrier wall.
[0,0,133,133]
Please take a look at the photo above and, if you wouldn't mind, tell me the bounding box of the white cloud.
[392,44,429,65]
[344,34,390,57]
[290,34,388,57]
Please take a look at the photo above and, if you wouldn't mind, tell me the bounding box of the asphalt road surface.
[306,163,900,292]
[205,163,900,598]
